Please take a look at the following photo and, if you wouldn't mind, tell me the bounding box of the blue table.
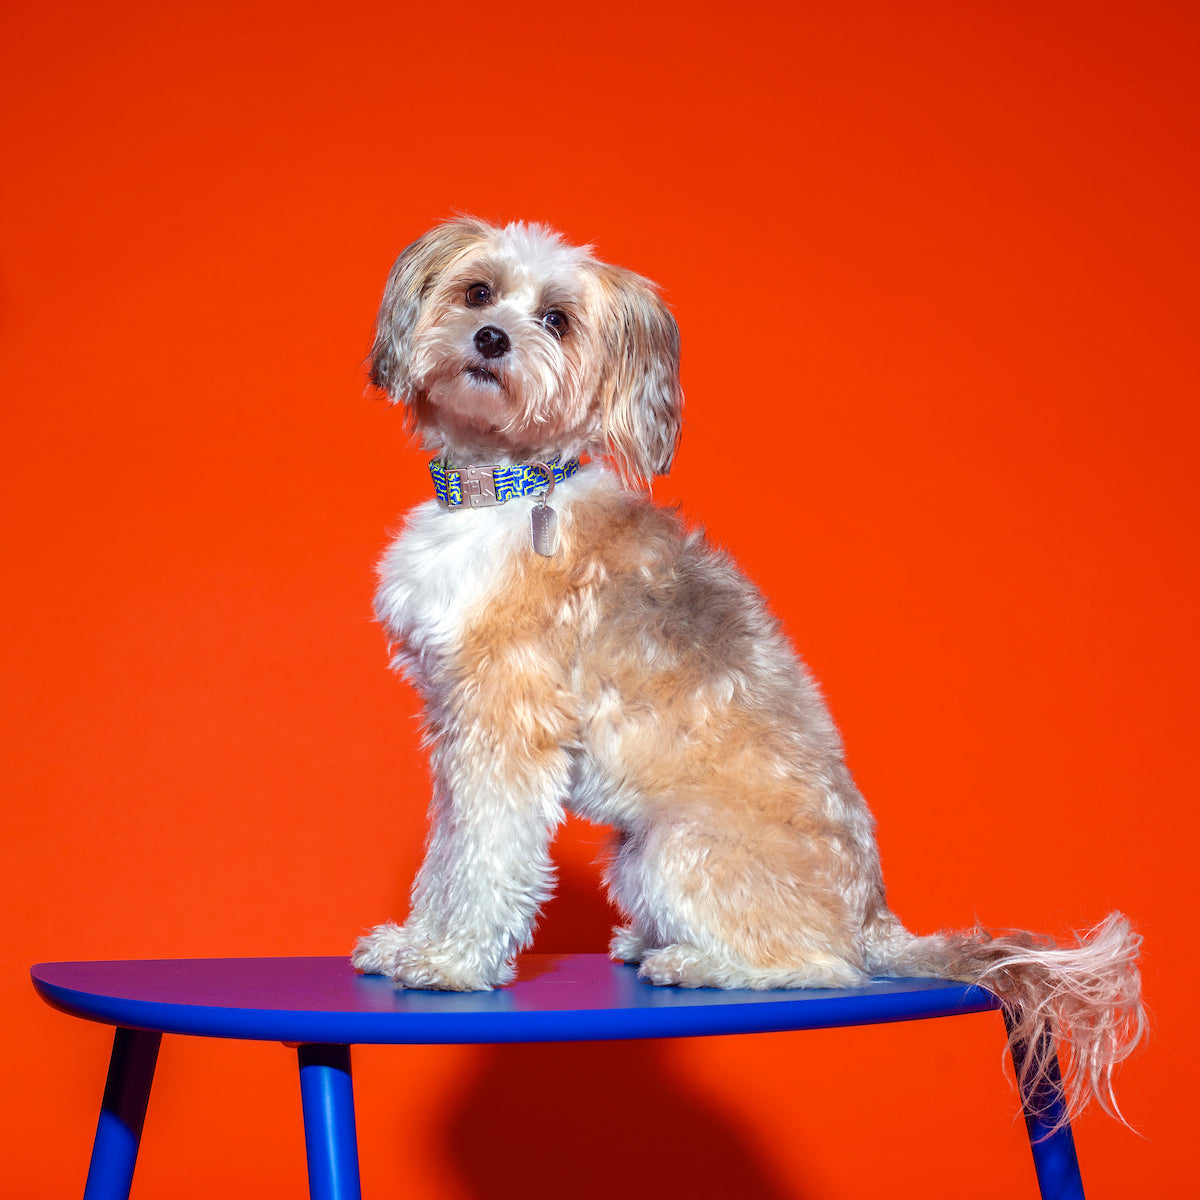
[31,954,1084,1199]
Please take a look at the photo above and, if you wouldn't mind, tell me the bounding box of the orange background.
[2,2,1196,1196]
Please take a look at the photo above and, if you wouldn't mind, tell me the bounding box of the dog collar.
[430,456,582,509]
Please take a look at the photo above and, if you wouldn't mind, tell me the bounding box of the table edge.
[31,955,1001,1045]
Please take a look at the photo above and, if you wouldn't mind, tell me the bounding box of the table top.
[31,954,999,1045]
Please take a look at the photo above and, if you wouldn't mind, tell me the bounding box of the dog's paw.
[637,944,725,988]
[638,940,758,988]
[610,924,651,965]
[638,942,867,990]
[390,952,494,992]
[352,922,409,976]
[352,923,495,991]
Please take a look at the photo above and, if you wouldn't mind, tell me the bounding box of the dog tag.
[531,501,558,556]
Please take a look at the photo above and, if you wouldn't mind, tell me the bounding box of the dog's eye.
[465,283,492,307]
[541,310,569,338]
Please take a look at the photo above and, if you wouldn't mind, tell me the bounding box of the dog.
[351,217,1146,1125]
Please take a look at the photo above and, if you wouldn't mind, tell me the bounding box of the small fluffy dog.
[352,217,1145,1123]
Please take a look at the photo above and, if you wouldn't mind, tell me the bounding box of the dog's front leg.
[353,732,568,991]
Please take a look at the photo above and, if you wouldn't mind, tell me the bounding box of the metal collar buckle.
[448,465,499,509]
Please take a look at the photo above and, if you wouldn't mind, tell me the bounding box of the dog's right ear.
[368,219,489,402]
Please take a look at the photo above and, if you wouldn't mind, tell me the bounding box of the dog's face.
[369,218,683,479]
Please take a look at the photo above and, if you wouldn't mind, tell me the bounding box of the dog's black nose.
[473,326,510,359]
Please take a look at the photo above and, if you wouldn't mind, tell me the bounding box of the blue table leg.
[1004,1014,1085,1200]
[82,1026,162,1200]
[297,1043,362,1200]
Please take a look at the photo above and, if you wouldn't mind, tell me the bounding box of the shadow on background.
[437,869,802,1200]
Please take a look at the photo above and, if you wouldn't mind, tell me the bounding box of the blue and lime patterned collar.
[430,456,582,510]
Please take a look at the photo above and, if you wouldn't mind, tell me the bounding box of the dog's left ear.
[588,263,683,482]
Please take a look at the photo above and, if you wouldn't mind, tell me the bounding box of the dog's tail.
[866,910,1147,1131]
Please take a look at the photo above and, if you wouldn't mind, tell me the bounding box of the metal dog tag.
[531,501,558,556]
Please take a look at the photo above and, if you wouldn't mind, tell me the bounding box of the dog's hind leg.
[607,800,871,991]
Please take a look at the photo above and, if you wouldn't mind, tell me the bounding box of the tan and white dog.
[352,217,1145,1123]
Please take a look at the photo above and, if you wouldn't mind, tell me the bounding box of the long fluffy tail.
[874,911,1147,1130]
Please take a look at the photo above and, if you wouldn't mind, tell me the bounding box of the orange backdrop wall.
[2,2,1196,1196]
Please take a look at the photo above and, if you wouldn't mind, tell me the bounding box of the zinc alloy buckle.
[449,465,499,509]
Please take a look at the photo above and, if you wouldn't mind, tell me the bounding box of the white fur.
[375,468,608,682]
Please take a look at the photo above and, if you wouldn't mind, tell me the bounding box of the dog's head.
[368,218,682,481]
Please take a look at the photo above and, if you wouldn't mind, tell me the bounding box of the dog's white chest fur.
[374,496,528,671]
[373,470,601,678]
